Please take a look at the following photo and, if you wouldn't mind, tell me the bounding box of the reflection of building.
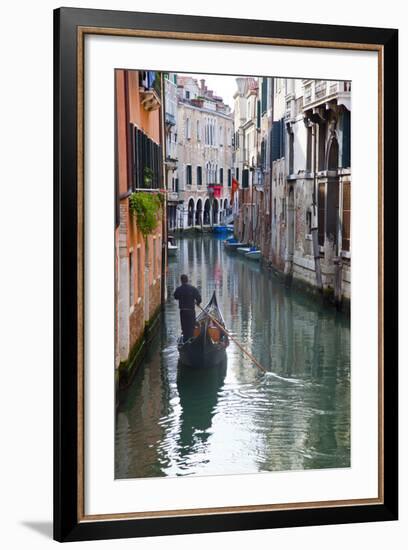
[167,76,234,230]
[115,70,164,381]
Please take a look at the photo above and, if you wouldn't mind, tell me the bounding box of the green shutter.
[271,121,280,161]
[261,78,268,114]
[342,110,351,168]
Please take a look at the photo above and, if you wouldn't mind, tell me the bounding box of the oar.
[196,304,267,373]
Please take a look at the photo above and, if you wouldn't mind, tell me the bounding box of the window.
[137,247,143,299]
[131,125,162,190]
[129,251,134,307]
[197,166,202,186]
[261,78,268,114]
[242,169,249,188]
[342,181,351,251]
[256,100,261,129]
[318,122,327,171]
[288,129,294,174]
[306,209,312,235]
[219,168,224,185]
[228,169,232,187]
[341,110,351,168]
[306,125,313,172]
[153,238,157,279]
[186,165,192,186]
[197,120,201,141]
[236,167,239,182]
[185,90,190,99]
[185,118,191,140]
[219,126,223,146]
[318,182,326,246]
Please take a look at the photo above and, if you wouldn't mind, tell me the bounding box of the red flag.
[231,177,239,202]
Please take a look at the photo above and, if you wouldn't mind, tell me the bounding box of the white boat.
[236,247,252,255]
[224,238,247,250]
[245,250,261,261]
[167,236,178,257]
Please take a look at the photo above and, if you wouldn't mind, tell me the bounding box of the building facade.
[166,75,234,231]
[234,76,351,306]
[115,69,165,382]
[164,73,179,231]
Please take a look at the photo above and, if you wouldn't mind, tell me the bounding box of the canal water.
[115,234,350,479]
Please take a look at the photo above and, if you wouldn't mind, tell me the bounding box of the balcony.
[139,71,161,111]
[303,80,351,110]
[140,87,161,111]
[167,191,180,203]
[165,112,176,126]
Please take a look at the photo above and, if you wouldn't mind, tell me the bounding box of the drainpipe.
[311,121,323,293]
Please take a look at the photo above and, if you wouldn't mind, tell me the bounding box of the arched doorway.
[203,199,210,225]
[187,198,194,227]
[195,199,202,226]
[212,199,219,226]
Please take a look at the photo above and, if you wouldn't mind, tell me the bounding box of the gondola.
[177,291,229,368]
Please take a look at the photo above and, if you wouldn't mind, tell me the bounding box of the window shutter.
[261,78,268,114]
[279,118,285,159]
[342,110,351,168]
[242,169,249,188]
[271,121,280,161]
[256,100,261,129]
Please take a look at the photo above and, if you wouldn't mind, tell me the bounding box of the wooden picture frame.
[54,7,398,542]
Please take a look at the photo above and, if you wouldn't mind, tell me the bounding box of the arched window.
[327,138,339,171]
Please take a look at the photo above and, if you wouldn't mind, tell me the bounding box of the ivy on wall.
[129,192,163,237]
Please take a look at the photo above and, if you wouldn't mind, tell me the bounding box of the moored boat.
[236,246,252,255]
[245,249,261,261]
[224,238,247,250]
[167,235,178,256]
[177,291,229,368]
[213,224,229,233]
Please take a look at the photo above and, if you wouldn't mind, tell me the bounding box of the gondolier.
[174,275,202,342]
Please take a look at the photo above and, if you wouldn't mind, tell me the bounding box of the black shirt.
[174,283,202,310]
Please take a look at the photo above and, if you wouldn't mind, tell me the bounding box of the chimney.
[200,79,205,93]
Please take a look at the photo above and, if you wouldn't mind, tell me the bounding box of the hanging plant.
[129,192,162,237]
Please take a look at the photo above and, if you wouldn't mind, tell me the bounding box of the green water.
[115,234,350,479]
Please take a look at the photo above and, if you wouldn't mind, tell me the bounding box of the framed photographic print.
[54,7,398,542]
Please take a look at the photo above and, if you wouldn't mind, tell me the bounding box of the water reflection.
[176,360,227,469]
[115,234,350,479]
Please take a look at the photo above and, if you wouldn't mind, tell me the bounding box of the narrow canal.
[115,234,350,479]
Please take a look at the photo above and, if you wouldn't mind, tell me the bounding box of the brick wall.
[129,300,145,352]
